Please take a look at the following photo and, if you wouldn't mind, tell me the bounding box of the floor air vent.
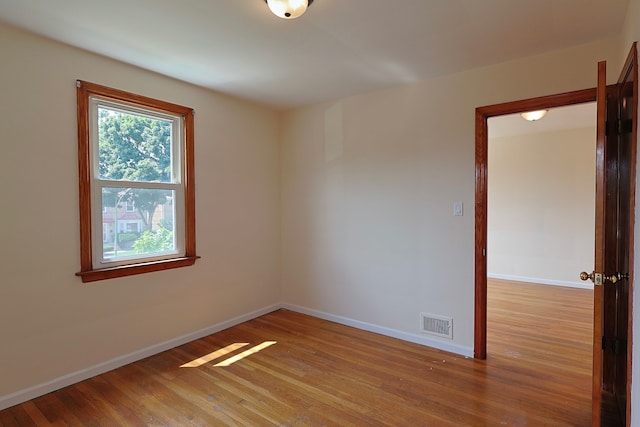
[420,313,453,339]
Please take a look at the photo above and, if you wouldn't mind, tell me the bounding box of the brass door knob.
[580,271,603,285]
[579,271,594,282]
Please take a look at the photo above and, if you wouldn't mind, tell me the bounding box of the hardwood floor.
[487,278,594,426]
[0,280,594,426]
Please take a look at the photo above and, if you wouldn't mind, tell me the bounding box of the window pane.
[98,107,173,183]
[101,188,175,259]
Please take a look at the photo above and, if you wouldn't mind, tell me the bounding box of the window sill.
[76,256,200,283]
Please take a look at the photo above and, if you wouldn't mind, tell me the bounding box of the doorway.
[484,103,597,414]
[473,88,597,360]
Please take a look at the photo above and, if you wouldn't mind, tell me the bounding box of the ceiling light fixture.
[265,0,314,19]
[520,110,548,121]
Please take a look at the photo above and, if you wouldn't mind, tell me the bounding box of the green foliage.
[133,226,174,254]
[117,232,138,244]
[98,108,171,181]
[98,108,173,230]
[116,232,139,250]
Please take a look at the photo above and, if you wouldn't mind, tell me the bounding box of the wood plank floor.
[0,279,594,426]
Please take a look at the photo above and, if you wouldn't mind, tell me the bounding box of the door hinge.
[613,338,627,355]
[602,336,628,354]
[605,119,633,136]
[619,118,633,134]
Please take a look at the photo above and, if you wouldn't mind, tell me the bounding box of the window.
[76,80,198,282]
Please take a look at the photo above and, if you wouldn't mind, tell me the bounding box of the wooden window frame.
[76,80,198,283]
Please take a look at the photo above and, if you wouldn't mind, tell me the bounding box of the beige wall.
[281,38,620,354]
[0,23,281,400]
[487,127,596,287]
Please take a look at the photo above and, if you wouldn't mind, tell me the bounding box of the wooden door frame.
[474,88,597,360]
[617,42,637,425]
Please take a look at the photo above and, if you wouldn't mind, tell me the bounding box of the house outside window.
[76,81,198,282]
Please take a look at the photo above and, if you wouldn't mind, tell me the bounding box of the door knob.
[580,271,603,285]
[579,271,627,285]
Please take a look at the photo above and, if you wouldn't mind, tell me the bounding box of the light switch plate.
[453,202,463,216]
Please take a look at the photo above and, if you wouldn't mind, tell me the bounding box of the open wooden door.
[587,43,637,427]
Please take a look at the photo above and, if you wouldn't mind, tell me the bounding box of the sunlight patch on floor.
[214,341,277,367]
[181,343,250,368]
[181,341,278,368]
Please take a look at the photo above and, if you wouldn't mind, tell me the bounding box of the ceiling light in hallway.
[520,110,548,121]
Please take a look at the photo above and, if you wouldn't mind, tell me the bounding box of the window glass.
[101,187,176,261]
[98,107,173,183]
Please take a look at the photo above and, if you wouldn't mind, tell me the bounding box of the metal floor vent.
[420,313,453,340]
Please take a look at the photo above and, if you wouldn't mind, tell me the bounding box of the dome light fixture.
[265,0,314,19]
[520,110,548,121]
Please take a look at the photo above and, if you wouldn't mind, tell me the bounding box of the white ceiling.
[0,0,630,109]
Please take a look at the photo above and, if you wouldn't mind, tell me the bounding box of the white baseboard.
[488,273,594,290]
[282,303,474,358]
[0,304,281,411]
[1,302,475,411]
